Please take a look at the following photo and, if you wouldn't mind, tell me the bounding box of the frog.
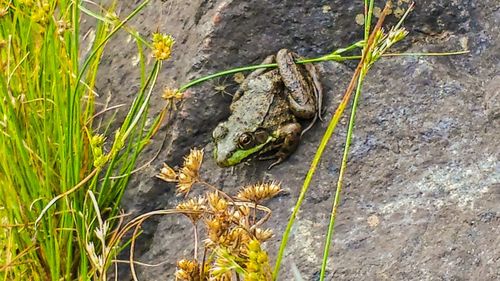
[212,48,322,169]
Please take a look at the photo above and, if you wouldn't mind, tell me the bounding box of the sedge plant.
[0,0,173,280]
[118,148,280,281]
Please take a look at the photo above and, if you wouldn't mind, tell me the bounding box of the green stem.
[298,55,359,64]
[179,63,275,92]
[178,39,466,93]
[178,40,366,92]
[271,59,364,281]
[74,0,150,95]
[271,100,344,280]
[319,70,366,281]
[273,1,387,279]
[364,0,375,39]
[177,54,356,92]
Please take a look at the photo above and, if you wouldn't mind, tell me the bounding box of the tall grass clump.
[0,0,168,279]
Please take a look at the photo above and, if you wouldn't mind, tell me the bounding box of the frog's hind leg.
[258,123,301,169]
[300,62,323,136]
[304,61,323,122]
[276,49,317,120]
[232,55,276,104]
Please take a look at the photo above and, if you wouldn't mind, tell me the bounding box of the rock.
[484,76,500,122]
[97,0,500,280]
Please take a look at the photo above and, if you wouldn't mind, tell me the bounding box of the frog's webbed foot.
[257,123,301,169]
[232,55,276,107]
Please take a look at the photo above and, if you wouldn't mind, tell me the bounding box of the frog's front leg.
[276,49,319,120]
[258,122,301,169]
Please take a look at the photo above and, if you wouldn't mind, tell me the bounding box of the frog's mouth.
[215,136,274,167]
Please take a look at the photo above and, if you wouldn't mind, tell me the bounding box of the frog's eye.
[238,133,254,149]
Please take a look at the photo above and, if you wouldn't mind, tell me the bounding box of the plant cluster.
[0,0,172,279]
[157,149,281,281]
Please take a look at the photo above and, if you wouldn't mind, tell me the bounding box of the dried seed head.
[254,228,273,242]
[232,205,250,221]
[56,19,71,38]
[205,216,232,247]
[176,149,204,196]
[227,227,251,252]
[207,192,228,213]
[176,196,206,224]
[355,13,365,25]
[237,182,282,203]
[177,167,196,196]
[394,6,405,18]
[233,72,245,84]
[183,148,204,174]
[373,6,382,18]
[175,259,200,281]
[235,212,251,230]
[161,87,183,101]
[157,163,177,182]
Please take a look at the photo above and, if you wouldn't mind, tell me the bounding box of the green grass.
[0,1,164,280]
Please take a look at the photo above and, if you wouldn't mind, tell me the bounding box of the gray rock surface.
[97,0,499,280]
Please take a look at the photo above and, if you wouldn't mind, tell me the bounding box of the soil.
[94,0,500,280]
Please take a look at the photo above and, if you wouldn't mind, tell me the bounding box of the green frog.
[212,49,322,169]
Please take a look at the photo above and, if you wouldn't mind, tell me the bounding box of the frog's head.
[212,122,274,167]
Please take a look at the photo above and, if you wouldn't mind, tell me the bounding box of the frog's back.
[262,89,296,131]
[229,70,294,132]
